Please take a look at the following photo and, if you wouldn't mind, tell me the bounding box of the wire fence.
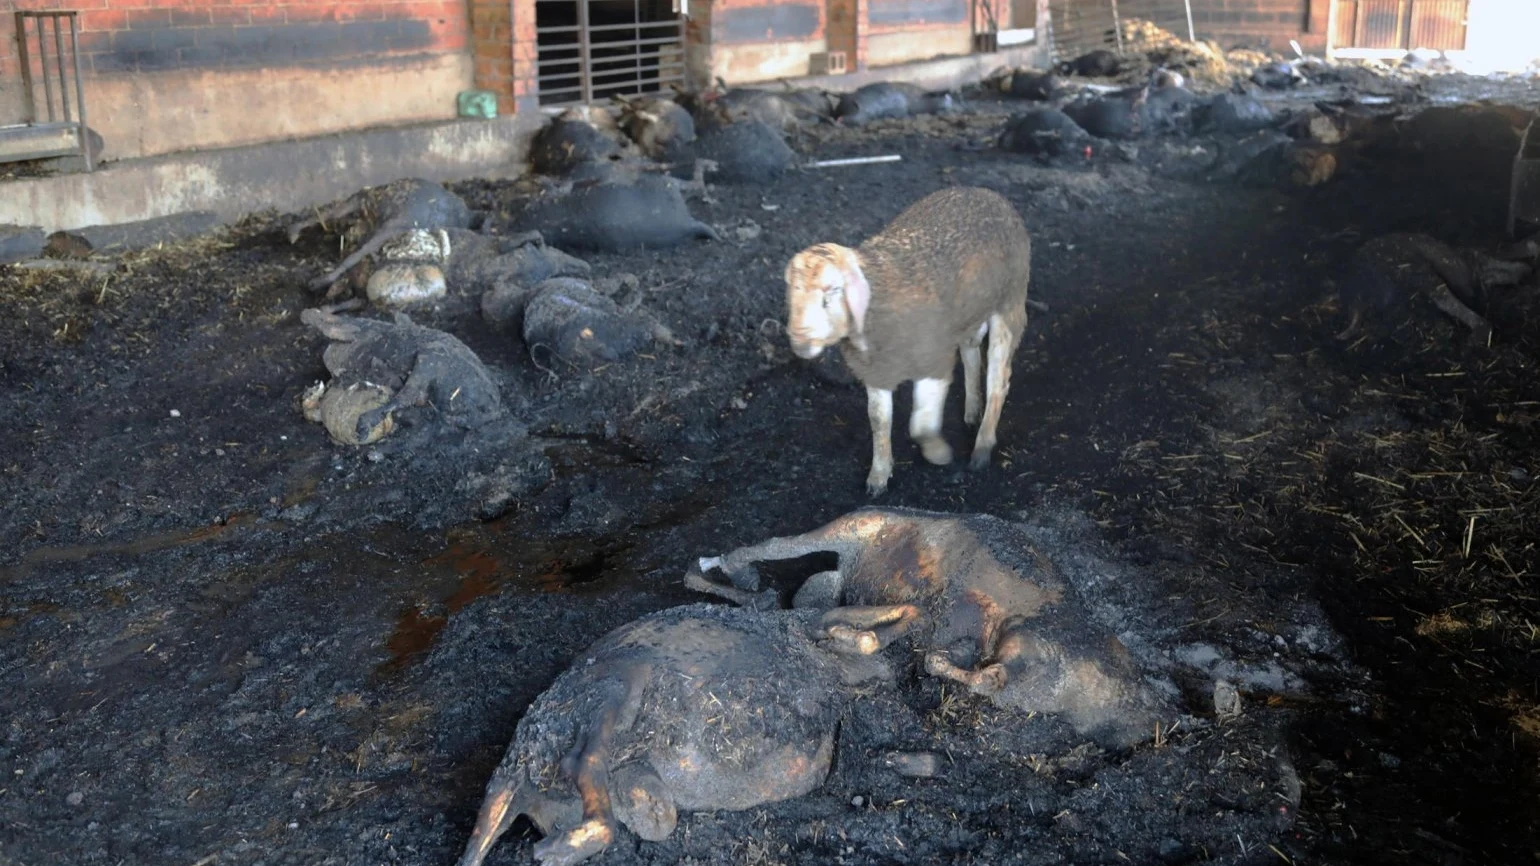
[1046,0,1195,64]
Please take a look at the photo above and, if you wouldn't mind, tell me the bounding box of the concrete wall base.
[1,42,1043,238]
[794,41,1046,92]
[0,112,539,236]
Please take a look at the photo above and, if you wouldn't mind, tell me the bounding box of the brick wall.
[2,0,473,160]
[1188,0,1327,52]
[2,0,466,77]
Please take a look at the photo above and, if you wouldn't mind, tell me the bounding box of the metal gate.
[534,0,688,107]
[1332,0,1468,51]
[1046,0,1195,65]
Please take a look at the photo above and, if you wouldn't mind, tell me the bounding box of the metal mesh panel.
[1047,0,1195,65]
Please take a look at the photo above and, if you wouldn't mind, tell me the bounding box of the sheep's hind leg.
[532,675,645,866]
[910,377,954,466]
[971,306,1025,471]
[925,650,1008,696]
[961,321,988,426]
[819,604,924,655]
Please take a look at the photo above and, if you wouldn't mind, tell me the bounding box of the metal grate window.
[535,0,688,107]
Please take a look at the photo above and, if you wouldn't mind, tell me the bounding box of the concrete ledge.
[0,112,539,235]
[2,44,1042,236]
[794,41,1047,92]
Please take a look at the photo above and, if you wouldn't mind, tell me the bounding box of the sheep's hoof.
[865,474,890,497]
[969,448,994,471]
[824,625,881,655]
[533,819,614,866]
[919,437,954,466]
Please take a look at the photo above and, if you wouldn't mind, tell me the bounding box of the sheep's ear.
[834,248,870,336]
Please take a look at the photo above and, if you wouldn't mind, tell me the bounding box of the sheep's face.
[785,243,868,360]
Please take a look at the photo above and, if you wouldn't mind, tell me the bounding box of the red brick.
[208,7,250,25]
[80,8,130,31]
[245,6,285,24]
[126,9,172,28]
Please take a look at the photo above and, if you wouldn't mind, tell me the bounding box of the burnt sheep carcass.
[834,82,960,126]
[529,106,637,178]
[688,507,1175,750]
[299,308,506,446]
[693,120,796,184]
[507,175,720,253]
[996,109,1095,162]
[455,603,893,866]
[613,94,696,166]
[290,178,476,295]
[1058,48,1123,78]
[361,227,593,310]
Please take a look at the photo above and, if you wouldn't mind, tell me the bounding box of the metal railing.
[534,0,688,107]
[10,10,94,171]
[1047,0,1194,65]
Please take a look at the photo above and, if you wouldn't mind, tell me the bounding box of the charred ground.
[3,80,1540,866]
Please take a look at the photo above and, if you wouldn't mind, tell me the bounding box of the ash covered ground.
[3,52,1540,866]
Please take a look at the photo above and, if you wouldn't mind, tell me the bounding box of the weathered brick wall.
[703,0,831,83]
[865,0,971,68]
[2,0,466,79]
[1188,0,1327,52]
[1,0,472,160]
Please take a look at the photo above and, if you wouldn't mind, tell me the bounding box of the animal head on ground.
[784,243,870,358]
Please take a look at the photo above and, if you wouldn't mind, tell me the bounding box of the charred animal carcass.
[299,308,505,445]
[687,507,1172,749]
[834,82,959,126]
[529,106,636,178]
[613,94,697,166]
[455,603,892,866]
[1058,49,1123,78]
[362,227,592,309]
[987,67,1060,101]
[520,277,676,369]
[1335,232,1530,344]
[290,178,476,295]
[996,109,1094,162]
[693,119,796,184]
[1193,92,1276,134]
[508,175,720,252]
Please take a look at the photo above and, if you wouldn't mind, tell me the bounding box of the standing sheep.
[783,187,1032,495]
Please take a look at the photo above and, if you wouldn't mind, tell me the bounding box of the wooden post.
[15,13,36,124]
[1109,0,1123,54]
[1325,0,1340,59]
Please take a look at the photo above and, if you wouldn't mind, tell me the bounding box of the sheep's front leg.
[867,386,895,495]
[910,377,954,466]
[961,322,988,426]
[691,524,855,606]
[971,307,1025,471]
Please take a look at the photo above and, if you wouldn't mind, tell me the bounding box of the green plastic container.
[457,90,499,120]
